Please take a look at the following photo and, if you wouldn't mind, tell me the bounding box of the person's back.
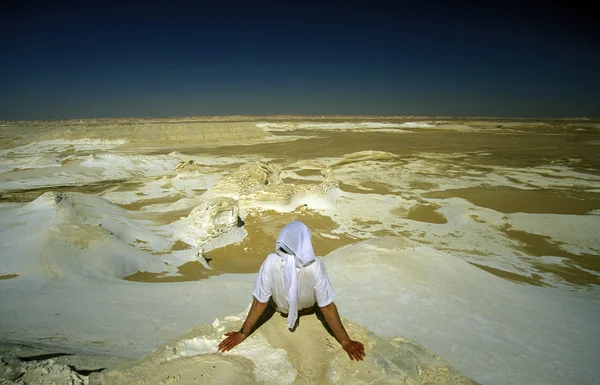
[253,253,335,315]
[218,220,365,361]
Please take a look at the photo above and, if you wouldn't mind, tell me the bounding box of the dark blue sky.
[1,1,598,120]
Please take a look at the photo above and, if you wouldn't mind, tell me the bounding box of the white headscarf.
[275,220,316,330]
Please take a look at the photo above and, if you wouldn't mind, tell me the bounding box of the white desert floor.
[0,117,599,384]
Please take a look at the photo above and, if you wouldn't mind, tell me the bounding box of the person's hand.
[218,331,246,353]
[342,340,366,361]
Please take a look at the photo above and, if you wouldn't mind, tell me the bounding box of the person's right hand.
[342,340,366,361]
[218,331,246,352]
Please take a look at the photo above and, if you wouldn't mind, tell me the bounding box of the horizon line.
[1,114,598,124]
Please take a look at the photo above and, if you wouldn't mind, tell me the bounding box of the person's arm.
[218,296,268,352]
[319,301,366,361]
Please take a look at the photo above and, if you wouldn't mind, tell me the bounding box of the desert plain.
[0,116,599,384]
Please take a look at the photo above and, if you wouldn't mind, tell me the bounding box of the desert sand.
[1,116,599,384]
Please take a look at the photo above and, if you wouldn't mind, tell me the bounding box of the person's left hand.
[218,331,246,352]
[342,340,366,361]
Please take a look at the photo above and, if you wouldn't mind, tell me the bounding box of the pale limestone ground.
[94,313,477,385]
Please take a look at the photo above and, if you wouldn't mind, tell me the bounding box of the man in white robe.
[218,220,366,361]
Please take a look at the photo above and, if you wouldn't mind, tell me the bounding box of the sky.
[1,1,598,120]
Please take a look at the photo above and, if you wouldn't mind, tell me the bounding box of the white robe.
[252,253,335,314]
[252,221,335,329]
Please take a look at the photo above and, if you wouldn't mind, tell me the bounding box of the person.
[218,220,366,361]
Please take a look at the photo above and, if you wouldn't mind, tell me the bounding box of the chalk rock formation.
[173,161,339,249]
[175,160,206,173]
[205,161,339,210]
[0,356,87,385]
[95,312,477,385]
[178,196,244,249]
[0,192,171,279]
[205,162,283,200]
